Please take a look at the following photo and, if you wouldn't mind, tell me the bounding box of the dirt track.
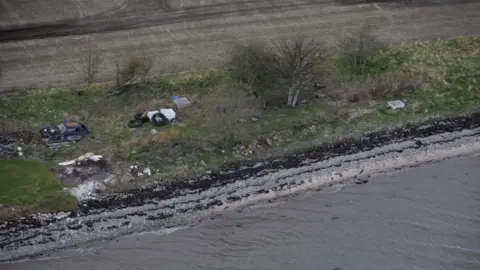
[0,0,479,91]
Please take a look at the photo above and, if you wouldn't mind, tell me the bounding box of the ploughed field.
[0,0,480,91]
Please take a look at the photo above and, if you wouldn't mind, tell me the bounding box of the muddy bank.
[0,113,479,262]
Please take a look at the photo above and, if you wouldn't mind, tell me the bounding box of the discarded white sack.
[58,152,103,166]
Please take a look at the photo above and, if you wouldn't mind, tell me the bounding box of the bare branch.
[80,46,102,86]
[110,49,155,95]
[0,61,3,83]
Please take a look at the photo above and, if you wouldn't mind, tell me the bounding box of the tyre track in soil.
[0,0,479,91]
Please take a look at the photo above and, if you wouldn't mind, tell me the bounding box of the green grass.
[0,35,479,202]
[0,159,77,219]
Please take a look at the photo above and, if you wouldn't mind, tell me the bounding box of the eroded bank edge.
[2,112,479,231]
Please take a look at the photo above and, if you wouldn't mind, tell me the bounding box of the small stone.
[253,162,263,169]
[199,160,207,167]
[151,129,159,135]
[265,138,273,146]
[251,116,259,122]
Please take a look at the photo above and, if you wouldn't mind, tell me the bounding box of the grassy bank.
[0,36,479,215]
[0,160,77,220]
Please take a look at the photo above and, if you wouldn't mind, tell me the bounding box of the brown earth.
[0,0,479,91]
[0,0,126,28]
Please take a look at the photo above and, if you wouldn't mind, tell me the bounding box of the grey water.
[4,155,480,270]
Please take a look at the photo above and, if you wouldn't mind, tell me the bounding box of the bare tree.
[268,35,324,107]
[80,47,102,86]
[228,36,324,108]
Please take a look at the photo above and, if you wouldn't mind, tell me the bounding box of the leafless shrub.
[80,46,102,86]
[228,35,325,108]
[339,24,385,78]
[228,42,276,96]
[113,50,155,94]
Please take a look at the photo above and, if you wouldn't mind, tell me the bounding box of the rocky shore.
[1,112,479,262]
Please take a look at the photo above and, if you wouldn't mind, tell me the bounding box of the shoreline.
[1,112,479,262]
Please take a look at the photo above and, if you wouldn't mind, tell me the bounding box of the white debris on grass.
[129,165,152,177]
[387,100,405,110]
[58,152,103,166]
[67,181,106,200]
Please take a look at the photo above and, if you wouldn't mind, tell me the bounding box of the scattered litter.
[58,152,103,166]
[143,167,151,176]
[148,109,176,125]
[40,120,91,147]
[128,109,177,128]
[129,164,152,177]
[127,119,143,128]
[151,129,159,135]
[67,181,106,200]
[0,135,24,158]
[172,96,192,110]
[387,100,405,110]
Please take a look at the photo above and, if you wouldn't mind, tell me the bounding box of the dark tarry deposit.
[1,112,480,262]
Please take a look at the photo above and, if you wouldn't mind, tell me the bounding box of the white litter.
[58,152,103,166]
[387,100,405,110]
[67,181,106,200]
[146,109,176,122]
[143,167,152,176]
